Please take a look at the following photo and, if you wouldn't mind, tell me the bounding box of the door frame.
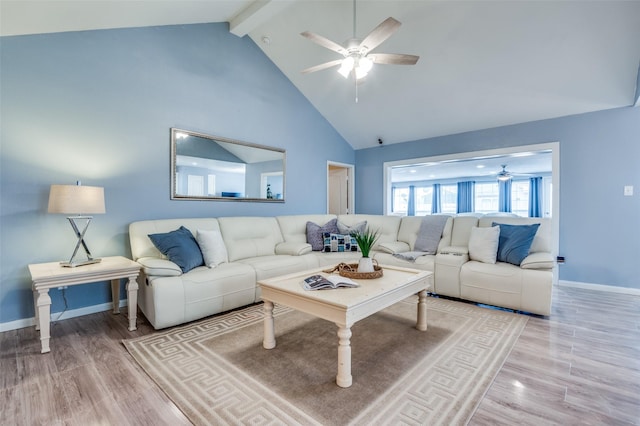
[327,161,355,214]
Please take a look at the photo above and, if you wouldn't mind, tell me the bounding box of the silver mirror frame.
[170,128,285,202]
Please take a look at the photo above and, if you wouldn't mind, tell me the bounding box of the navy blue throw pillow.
[148,226,204,273]
[493,222,540,266]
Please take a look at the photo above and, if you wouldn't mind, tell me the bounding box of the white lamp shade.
[48,184,106,214]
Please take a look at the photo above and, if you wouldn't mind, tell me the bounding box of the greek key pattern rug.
[124,296,527,425]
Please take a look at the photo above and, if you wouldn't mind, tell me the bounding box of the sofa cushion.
[374,252,436,272]
[337,220,367,235]
[377,241,411,254]
[275,242,312,256]
[493,222,540,266]
[196,229,228,268]
[323,233,359,252]
[218,217,283,262]
[306,218,339,251]
[137,257,182,277]
[276,214,336,243]
[468,226,500,264]
[450,216,480,247]
[148,226,204,273]
[460,261,523,310]
[520,252,555,270]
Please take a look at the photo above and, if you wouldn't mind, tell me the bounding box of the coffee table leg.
[263,300,276,349]
[416,290,428,331]
[336,325,352,388]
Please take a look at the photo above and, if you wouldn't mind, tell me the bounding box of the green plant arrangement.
[352,228,380,258]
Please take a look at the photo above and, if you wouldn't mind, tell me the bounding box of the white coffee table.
[258,264,432,388]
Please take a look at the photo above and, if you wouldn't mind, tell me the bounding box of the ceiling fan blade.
[301,31,347,55]
[359,17,401,53]
[369,53,419,65]
[301,59,344,74]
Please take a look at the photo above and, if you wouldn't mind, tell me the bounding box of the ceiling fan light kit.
[338,55,373,79]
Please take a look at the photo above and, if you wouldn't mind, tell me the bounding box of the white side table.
[28,255,140,353]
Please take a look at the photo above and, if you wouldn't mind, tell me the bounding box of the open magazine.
[302,274,359,291]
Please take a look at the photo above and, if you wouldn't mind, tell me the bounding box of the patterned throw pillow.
[323,233,360,253]
[306,219,339,251]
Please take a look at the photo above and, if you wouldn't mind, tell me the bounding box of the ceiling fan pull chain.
[355,77,359,103]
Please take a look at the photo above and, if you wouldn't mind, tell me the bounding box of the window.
[474,182,499,214]
[415,187,433,215]
[511,180,529,217]
[392,187,409,215]
[440,184,457,214]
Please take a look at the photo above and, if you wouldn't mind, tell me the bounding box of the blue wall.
[356,106,640,289]
[0,23,354,324]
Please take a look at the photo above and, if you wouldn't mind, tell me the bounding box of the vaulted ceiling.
[3,0,639,150]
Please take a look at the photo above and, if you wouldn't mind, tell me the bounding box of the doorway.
[327,162,354,215]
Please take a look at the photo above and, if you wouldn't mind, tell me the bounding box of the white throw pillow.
[468,226,500,264]
[196,229,228,268]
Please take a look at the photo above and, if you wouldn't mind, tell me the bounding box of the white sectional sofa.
[129,213,555,329]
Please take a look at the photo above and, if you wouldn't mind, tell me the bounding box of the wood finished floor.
[1,285,638,425]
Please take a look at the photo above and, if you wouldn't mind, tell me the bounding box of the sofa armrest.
[438,246,469,256]
[275,242,312,256]
[521,252,555,270]
[377,241,411,254]
[137,257,182,277]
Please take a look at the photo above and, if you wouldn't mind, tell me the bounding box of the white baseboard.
[558,280,640,296]
[0,299,128,333]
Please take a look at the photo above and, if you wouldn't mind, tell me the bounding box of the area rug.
[124,296,527,425]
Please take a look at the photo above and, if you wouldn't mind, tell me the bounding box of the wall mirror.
[171,128,285,202]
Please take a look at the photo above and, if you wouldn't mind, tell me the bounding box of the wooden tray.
[323,262,383,279]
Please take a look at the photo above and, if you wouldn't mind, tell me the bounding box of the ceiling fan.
[496,164,536,181]
[300,0,419,82]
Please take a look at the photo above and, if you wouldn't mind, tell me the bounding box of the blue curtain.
[407,185,416,216]
[431,183,441,214]
[456,181,475,213]
[529,177,542,217]
[498,179,512,212]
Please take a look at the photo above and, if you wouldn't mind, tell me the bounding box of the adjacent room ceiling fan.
[496,164,536,181]
[496,165,514,181]
[300,0,419,81]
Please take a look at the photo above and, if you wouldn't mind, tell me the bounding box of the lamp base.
[60,258,102,268]
[62,216,101,268]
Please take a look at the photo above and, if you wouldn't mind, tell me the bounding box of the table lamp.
[47,181,106,267]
